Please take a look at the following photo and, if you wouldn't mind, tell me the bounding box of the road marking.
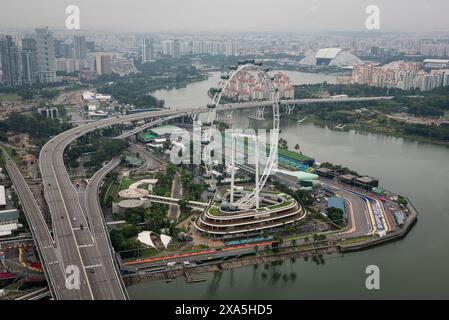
[85,264,102,269]
[78,244,95,248]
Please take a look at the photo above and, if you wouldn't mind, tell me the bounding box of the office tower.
[0,35,22,87]
[54,39,64,58]
[73,35,86,59]
[21,38,37,85]
[96,53,112,75]
[34,27,56,83]
[55,40,73,58]
[141,38,153,62]
[54,39,72,58]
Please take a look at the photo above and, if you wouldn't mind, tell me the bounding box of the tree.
[294,144,300,150]
[178,199,189,213]
[327,207,344,227]
[396,195,408,207]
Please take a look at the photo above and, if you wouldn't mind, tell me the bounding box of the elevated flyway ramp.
[113,96,394,139]
[35,95,395,300]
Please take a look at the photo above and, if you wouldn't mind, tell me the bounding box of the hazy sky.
[1,0,449,33]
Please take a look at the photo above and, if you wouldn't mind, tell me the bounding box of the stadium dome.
[300,48,363,68]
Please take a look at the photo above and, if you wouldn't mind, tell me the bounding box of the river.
[128,71,449,299]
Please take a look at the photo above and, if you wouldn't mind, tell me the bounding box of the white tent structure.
[160,234,172,249]
[137,231,157,249]
[137,231,172,249]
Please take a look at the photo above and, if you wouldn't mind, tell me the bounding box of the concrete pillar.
[230,134,235,203]
[255,134,259,209]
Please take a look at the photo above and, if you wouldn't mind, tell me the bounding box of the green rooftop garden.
[278,147,314,162]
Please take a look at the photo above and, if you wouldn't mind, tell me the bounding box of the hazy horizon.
[1,0,449,34]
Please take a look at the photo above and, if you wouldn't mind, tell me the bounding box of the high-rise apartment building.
[34,27,56,83]
[141,38,153,62]
[225,40,238,57]
[95,53,112,75]
[172,40,181,58]
[162,40,173,56]
[0,35,22,87]
[162,39,181,58]
[21,38,37,85]
[73,35,87,59]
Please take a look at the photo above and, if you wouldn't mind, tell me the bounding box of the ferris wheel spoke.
[203,62,280,210]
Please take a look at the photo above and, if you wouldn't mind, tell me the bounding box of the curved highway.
[37,96,393,299]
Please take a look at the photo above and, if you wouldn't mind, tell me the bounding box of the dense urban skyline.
[1,0,449,33]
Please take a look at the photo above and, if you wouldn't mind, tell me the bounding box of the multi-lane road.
[2,148,67,299]
[18,96,391,299]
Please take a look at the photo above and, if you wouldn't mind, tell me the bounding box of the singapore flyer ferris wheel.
[202,60,280,210]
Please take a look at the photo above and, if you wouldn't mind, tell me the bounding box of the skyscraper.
[172,39,181,58]
[141,38,153,62]
[96,53,112,75]
[0,35,22,87]
[162,40,173,56]
[73,35,87,60]
[21,38,37,85]
[34,27,56,83]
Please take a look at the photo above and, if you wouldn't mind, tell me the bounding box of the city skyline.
[1,0,449,304]
[1,0,449,33]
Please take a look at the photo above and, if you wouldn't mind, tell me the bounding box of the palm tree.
[295,144,300,150]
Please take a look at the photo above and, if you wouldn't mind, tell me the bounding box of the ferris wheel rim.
[204,63,280,209]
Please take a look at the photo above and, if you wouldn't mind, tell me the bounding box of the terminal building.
[138,125,183,143]
[195,193,306,238]
[315,166,379,191]
[278,148,315,172]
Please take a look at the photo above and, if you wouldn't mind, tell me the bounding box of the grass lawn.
[0,94,22,101]
[119,177,139,190]
[209,207,220,216]
[102,180,120,205]
[266,199,293,210]
[338,236,370,245]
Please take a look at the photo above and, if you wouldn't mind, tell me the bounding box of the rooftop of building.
[328,197,346,213]
[354,176,378,183]
[340,174,357,180]
[150,125,183,136]
[278,148,314,162]
[0,209,19,222]
[316,48,343,59]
